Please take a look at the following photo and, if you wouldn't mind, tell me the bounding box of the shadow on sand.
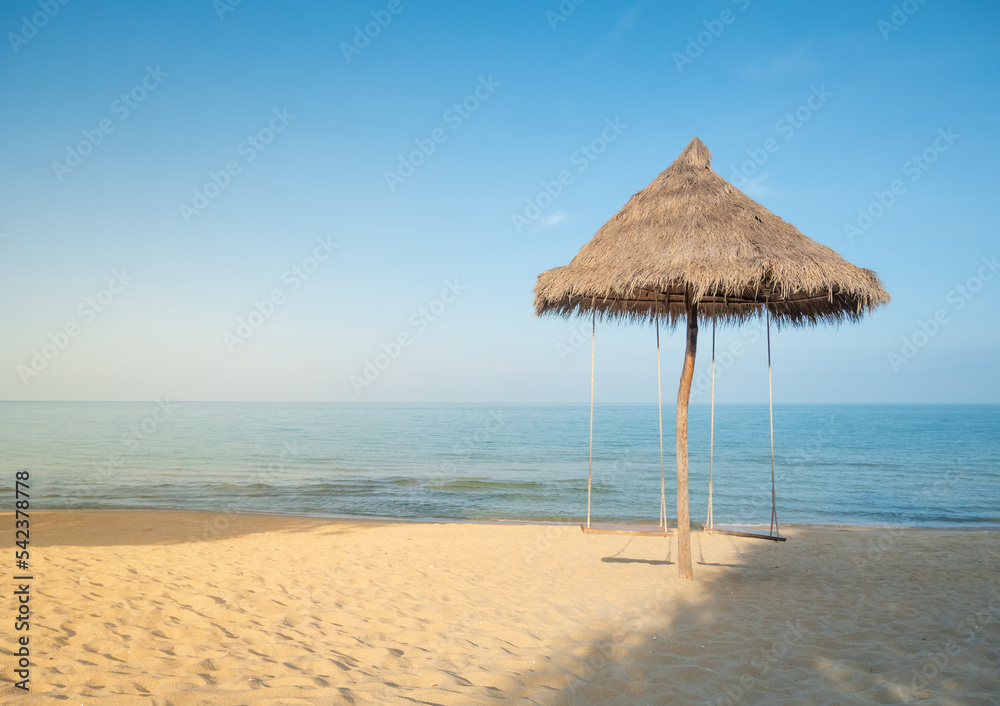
[513,528,997,704]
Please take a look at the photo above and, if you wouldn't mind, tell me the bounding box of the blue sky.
[1,0,997,403]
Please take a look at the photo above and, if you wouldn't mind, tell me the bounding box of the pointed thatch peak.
[534,137,889,325]
[674,136,712,169]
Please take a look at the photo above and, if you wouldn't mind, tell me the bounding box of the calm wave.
[1,402,997,527]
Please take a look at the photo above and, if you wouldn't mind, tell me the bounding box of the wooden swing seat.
[581,523,673,537]
[704,525,786,542]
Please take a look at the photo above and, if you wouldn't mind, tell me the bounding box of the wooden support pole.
[587,310,595,529]
[675,295,698,581]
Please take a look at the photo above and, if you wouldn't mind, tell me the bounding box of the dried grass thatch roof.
[534,137,889,325]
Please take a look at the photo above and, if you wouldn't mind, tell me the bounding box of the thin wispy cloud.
[536,211,569,230]
[740,174,769,198]
[580,0,649,65]
[741,41,816,81]
[609,1,644,40]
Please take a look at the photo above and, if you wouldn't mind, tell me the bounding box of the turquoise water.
[0,402,997,527]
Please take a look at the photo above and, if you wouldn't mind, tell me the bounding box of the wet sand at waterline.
[4,511,998,704]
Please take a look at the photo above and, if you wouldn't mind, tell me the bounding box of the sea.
[1,402,997,528]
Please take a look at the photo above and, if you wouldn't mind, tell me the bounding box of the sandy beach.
[3,511,998,704]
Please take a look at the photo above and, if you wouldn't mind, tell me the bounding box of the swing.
[580,312,674,537]
[704,315,786,542]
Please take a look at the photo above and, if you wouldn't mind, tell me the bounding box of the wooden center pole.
[675,294,698,580]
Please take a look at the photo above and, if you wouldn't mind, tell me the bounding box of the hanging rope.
[707,319,716,529]
[657,320,665,530]
[767,310,779,537]
[587,308,595,529]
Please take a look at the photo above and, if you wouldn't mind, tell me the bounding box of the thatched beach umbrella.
[534,137,889,580]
